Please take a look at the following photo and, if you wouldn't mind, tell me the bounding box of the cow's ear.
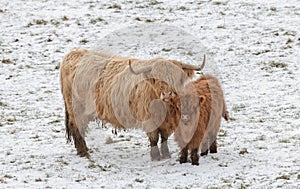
[142,71,151,79]
[199,95,206,106]
[182,69,195,78]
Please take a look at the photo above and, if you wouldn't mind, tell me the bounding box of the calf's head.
[176,90,206,143]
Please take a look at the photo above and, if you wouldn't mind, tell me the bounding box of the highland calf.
[161,74,229,165]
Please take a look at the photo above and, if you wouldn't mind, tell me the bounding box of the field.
[0,0,299,188]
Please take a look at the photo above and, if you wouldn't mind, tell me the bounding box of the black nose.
[181,114,190,121]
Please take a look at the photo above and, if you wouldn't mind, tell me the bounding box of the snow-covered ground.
[1,0,299,188]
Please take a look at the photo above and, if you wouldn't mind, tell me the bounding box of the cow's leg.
[207,129,218,154]
[200,136,209,156]
[160,130,171,159]
[209,139,217,153]
[179,146,188,164]
[147,130,161,161]
[200,138,209,156]
[64,104,72,143]
[69,120,89,158]
[64,100,89,158]
[191,148,199,166]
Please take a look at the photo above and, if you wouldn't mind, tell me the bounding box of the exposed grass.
[50,19,60,26]
[278,139,290,143]
[178,6,189,11]
[162,48,172,52]
[270,7,277,12]
[48,119,61,124]
[90,17,106,24]
[149,0,162,6]
[253,49,271,55]
[276,175,290,180]
[239,148,249,155]
[135,178,144,183]
[56,159,69,166]
[283,31,297,36]
[232,103,246,112]
[87,159,110,171]
[218,163,228,167]
[145,19,155,23]
[269,61,287,68]
[0,101,7,106]
[108,4,122,10]
[80,39,89,44]
[27,19,47,27]
[218,129,228,137]
[134,17,142,21]
[61,15,69,21]
[212,1,228,5]
[256,135,266,141]
[261,61,288,73]
[2,59,12,64]
[6,117,16,123]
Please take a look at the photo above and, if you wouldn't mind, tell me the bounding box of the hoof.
[210,145,217,153]
[151,156,161,161]
[150,146,161,161]
[192,161,199,166]
[179,156,187,164]
[200,150,208,156]
[162,154,171,159]
[77,150,90,158]
[210,149,217,154]
[161,144,171,159]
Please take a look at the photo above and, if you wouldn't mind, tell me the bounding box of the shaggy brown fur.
[165,74,229,165]
[60,49,203,159]
[175,74,229,165]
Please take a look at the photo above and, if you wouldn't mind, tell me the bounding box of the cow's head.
[128,55,205,94]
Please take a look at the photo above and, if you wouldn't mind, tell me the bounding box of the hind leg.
[208,130,218,154]
[65,107,72,143]
[209,139,217,153]
[68,117,89,157]
[200,139,209,156]
[147,130,161,161]
[64,102,89,157]
[160,129,171,159]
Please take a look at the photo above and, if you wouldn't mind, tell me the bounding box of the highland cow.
[60,49,205,160]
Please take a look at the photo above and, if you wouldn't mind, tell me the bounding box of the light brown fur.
[60,49,199,159]
[170,74,229,165]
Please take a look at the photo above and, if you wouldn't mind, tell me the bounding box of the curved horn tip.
[128,59,138,75]
[199,54,206,70]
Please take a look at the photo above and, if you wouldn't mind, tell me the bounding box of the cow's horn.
[182,54,206,71]
[128,60,152,75]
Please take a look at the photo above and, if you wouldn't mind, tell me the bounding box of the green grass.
[90,17,106,24]
[232,103,246,112]
[0,101,7,106]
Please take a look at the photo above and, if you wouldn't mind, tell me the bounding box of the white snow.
[0,0,299,188]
